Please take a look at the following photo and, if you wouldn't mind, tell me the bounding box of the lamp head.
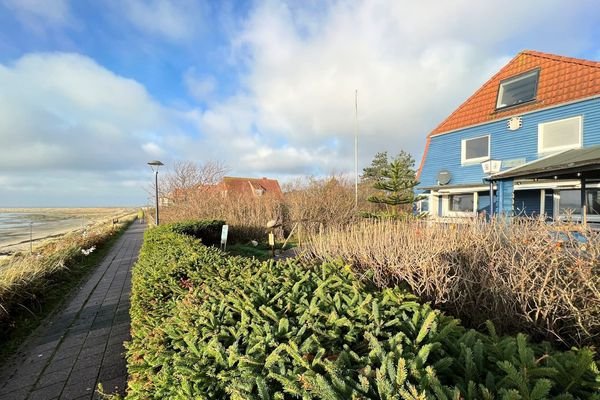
[148,160,164,172]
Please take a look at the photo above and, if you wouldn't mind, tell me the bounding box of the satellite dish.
[437,170,452,185]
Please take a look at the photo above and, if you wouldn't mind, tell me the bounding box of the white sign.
[221,225,229,244]
[268,233,275,246]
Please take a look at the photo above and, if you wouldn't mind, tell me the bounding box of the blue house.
[417,50,600,222]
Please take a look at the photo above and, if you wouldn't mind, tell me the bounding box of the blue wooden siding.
[419,97,600,188]
[497,180,514,214]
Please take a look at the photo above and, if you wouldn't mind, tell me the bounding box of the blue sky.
[0,0,599,207]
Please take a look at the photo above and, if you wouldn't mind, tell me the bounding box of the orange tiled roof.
[429,50,600,136]
[220,176,283,199]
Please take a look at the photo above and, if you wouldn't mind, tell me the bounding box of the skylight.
[496,69,539,109]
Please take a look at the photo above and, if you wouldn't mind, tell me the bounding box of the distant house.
[418,50,600,222]
[160,176,284,206]
[215,176,284,199]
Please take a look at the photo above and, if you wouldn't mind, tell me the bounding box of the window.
[559,189,600,216]
[496,69,539,109]
[477,191,496,215]
[461,135,489,164]
[449,194,474,212]
[538,116,582,154]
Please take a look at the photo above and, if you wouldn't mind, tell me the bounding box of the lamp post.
[148,160,164,225]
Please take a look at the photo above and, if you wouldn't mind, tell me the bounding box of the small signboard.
[268,233,275,246]
[502,158,526,169]
[221,225,229,249]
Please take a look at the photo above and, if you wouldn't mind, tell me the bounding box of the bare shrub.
[303,218,600,347]
[163,160,228,195]
[283,175,359,234]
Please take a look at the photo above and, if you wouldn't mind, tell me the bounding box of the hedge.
[126,221,600,399]
[166,219,225,246]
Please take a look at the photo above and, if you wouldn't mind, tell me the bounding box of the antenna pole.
[354,89,358,208]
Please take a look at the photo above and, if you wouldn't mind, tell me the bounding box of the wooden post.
[581,177,587,227]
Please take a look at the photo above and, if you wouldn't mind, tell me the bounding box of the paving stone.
[0,377,35,395]
[73,352,104,371]
[28,381,64,400]
[60,383,93,400]
[0,386,32,400]
[78,345,106,359]
[36,368,71,389]
[98,364,127,382]
[44,355,78,374]
[83,334,109,347]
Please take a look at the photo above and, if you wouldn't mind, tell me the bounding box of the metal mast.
[354,89,359,208]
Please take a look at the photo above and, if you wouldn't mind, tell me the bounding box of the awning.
[418,183,489,191]
[490,145,600,180]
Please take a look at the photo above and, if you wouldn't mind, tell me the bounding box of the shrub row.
[304,219,600,347]
[126,222,600,399]
[166,219,225,246]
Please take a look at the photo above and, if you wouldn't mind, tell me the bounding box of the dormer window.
[496,69,539,110]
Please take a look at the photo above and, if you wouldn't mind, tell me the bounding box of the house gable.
[418,50,600,178]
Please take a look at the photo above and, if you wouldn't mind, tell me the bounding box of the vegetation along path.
[0,223,145,400]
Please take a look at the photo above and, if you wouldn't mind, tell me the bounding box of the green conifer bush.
[126,222,600,399]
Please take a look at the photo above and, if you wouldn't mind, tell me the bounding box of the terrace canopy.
[490,145,600,224]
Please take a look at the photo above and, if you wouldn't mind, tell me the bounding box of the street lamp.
[148,160,164,225]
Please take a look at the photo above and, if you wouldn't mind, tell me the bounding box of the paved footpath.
[0,223,145,400]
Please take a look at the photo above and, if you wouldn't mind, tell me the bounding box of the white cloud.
[190,0,598,177]
[0,52,182,205]
[123,0,205,41]
[184,68,216,102]
[142,142,164,157]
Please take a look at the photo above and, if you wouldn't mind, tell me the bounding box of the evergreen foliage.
[362,151,423,218]
[126,221,600,399]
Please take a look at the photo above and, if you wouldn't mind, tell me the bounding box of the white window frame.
[537,116,582,155]
[443,192,476,217]
[461,135,490,165]
[496,69,539,110]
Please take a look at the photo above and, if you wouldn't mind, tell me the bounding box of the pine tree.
[365,155,423,219]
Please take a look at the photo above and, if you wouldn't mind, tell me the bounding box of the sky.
[0,0,599,207]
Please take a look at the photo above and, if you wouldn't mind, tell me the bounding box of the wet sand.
[0,208,136,256]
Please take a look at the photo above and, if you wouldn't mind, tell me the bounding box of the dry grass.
[303,218,600,347]
[0,213,136,321]
[159,192,285,242]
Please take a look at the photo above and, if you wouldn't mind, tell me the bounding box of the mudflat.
[0,207,136,256]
